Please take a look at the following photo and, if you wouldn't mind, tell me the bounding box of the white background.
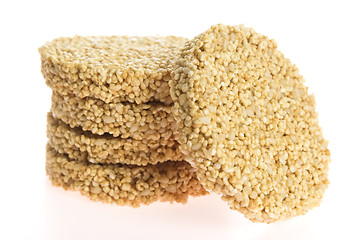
[0,0,360,239]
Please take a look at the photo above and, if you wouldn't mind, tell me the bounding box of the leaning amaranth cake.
[46,144,208,207]
[170,24,330,223]
[40,36,187,104]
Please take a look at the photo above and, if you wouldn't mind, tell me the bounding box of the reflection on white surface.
[44,179,238,239]
[43,178,319,240]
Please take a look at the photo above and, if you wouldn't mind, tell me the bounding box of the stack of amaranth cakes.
[39,36,208,207]
[40,25,331,223]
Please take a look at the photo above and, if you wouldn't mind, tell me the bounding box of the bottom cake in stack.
[46,113,208,206]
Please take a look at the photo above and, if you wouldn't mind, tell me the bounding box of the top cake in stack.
[40,35,185,104]
[39,35,208,206]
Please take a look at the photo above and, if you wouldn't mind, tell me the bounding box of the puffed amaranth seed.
[51,91,178,139]
[40,35,187,104]
[170,24,330,223]
[47,113,183,165]
[46,144,208,207]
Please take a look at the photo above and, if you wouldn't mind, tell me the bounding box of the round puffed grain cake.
[46,144,208,207]
[51,91,177,139]
[170,24,330,223]
[47,113,183,165]
[40,35,187,104]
